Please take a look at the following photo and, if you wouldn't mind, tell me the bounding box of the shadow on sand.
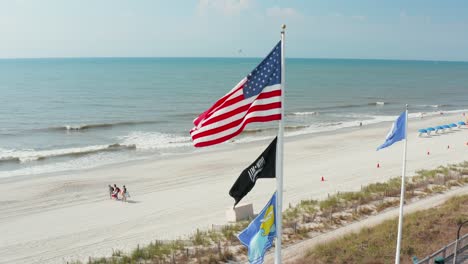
[125,200,140,204]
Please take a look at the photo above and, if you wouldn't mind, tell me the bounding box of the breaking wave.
[47,120,164,132]
[289,111,319,116]
[414,104,451,108]
[242,125,309,135]
[0,131,196,164]
[118,131,192,150]
[0,144,135,164]
[306,102,389,112]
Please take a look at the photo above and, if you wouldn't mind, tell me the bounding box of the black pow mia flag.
[229,137,277,207]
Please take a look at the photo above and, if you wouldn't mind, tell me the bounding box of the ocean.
[1,58,467,178]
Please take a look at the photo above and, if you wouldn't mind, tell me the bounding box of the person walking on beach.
[121,185,128,202]
[112,184,121,200]
[108,185,114,199]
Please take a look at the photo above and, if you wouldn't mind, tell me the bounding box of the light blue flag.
[377,111,407,150]
[238,192,276,264]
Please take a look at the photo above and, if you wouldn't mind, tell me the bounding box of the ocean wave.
[286,102,390,115]
[284,109,468,138]
[407,108,468,119]
[439,108,468,115]
[289,111,319,116]
[414,104,451,108]
[0,144,135,164]
[242,125,309,135]
[170,112,205,119]
[47,120,164,132]
[118,131,192,150]
[0,131,193,165]
[0,151,143,179]
[286,115,398,137]
[242,128,276,134]
[310,102,387,112]
[0,156,21,163]
[319,104,364,110]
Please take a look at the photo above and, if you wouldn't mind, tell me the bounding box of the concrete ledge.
[226,203,254,222]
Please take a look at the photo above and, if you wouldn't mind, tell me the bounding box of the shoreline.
[1,111,465,184]
[0,112,467,263]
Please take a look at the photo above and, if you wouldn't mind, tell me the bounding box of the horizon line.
[0,56,467,63]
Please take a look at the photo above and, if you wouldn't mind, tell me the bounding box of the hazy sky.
[1,0,468,61]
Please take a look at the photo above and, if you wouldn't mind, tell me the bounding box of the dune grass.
[78,162,468,264]
[293,195,468,264]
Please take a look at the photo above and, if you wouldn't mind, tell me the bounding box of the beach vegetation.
[376,199,400,212]
[111,249,122,257]
[430,185,447,193]
[192,229,209,246]
[220,221,248,242]
[293,195,468,264]
[283,206,300,220]
[81,161,468,264]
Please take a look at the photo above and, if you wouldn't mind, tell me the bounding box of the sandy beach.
[0,113,467,264]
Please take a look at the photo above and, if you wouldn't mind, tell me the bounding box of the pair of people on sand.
[108,184,129,202]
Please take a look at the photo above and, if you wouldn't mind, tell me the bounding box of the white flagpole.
[395,104,408,264]
[275,24,286,264]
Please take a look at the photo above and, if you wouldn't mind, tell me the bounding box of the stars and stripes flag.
[190,41,282,147]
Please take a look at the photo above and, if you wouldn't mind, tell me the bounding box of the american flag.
[190,41,282,147]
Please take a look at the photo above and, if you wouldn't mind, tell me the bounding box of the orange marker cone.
[321,176,325,182]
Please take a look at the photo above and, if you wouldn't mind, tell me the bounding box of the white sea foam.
[0,152,142,178]
[416,104,440,108]
[3,109,467,178]
[284,115,399,138]
[0,144,134,163]
[118,131,192,150]
[0,132,192,178]
[290,111,319,116]
[408,108,468,119]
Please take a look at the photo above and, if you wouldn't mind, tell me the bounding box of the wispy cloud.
[197,0,254,16]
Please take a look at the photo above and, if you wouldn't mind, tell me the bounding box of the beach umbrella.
[426,127,435,135]
[436,126,444,133]
[458,121,466,126]
[449,123,457,128]
[443,125,450,129]
[418,129,428,136]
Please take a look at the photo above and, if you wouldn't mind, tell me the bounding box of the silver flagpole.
[395,104,408,264]
[275,24,286,264]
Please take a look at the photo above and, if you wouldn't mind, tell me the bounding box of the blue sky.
[1,0,468,61]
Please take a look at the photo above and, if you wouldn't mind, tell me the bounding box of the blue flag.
[377,111,407,150]
[238,192,277,264]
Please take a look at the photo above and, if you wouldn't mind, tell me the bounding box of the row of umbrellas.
[418,121,466,135]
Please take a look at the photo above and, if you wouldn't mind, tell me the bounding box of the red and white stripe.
[190,78,282,147]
